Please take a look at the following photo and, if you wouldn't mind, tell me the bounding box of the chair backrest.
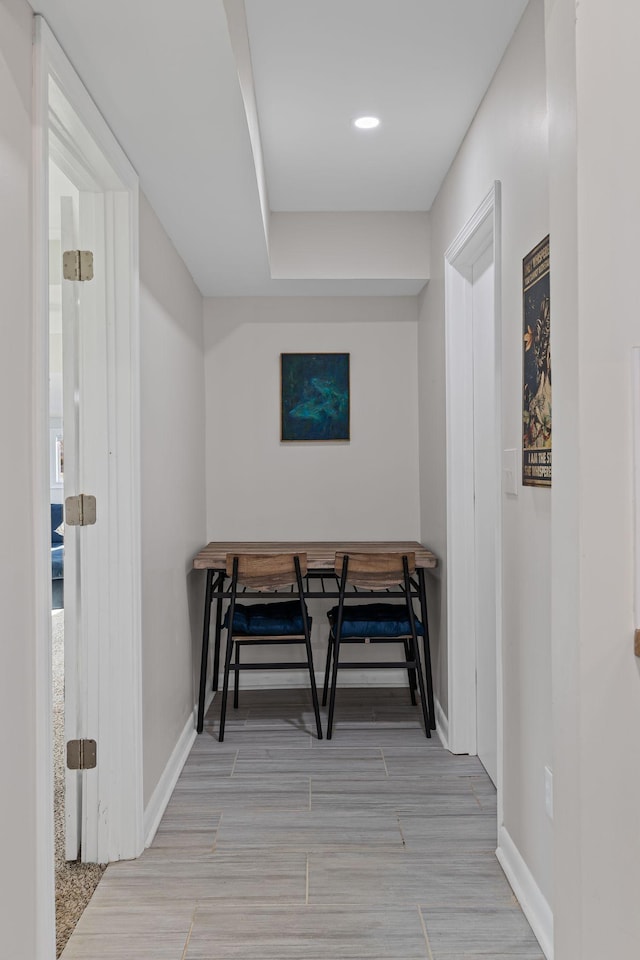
[334,552,415,590]
[225,553,308,592]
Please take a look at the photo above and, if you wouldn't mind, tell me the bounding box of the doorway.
[48,159,106,955]
[444,183,503,794]
[35,16,144,956]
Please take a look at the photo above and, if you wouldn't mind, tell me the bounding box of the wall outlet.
[544,766,553,819]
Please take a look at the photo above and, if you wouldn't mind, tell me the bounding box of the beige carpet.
[52,610,105,957]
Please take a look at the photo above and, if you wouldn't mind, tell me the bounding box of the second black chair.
[323,552,431,739]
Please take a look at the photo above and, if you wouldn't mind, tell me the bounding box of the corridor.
[61,689,543,959]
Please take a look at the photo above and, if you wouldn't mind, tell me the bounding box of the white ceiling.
[33,0,528,297]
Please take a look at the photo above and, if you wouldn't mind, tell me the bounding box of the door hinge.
[63,249,94,282]
[66,739,97,771]
[65,494,97,527]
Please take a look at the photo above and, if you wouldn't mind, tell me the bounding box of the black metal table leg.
[233,641,240,709]
[196,569,214,733]
[417,567,436,730]
[404,639,417,705]
[212,572,225,692]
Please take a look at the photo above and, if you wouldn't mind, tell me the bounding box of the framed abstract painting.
[280,352,350,442]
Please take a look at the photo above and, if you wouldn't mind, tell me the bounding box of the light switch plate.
[503,448,518,497]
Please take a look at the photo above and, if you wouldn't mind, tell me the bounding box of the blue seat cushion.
[51,543,64,580]
[327,603,424,639]
[225,600,309,636]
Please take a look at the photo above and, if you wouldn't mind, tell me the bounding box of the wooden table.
[193,540,438,734]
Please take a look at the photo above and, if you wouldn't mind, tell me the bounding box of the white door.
[59,184,81,860]
[59,175,110,860]
[471,243,498,785]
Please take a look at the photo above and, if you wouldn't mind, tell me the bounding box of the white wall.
[544,0,580,954]
[139,193,206,807]
[204,296,421,541]
[418,0,553,928]
[0,2,45,956]
[549,0,640,955]
[269,212,430,282]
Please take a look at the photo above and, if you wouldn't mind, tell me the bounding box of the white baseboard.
[434,697,449,749]
[202,686,215,721]
[496,825,553,960]
[143,711,198,848]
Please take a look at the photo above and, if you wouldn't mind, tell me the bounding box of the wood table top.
[193,540,438,571]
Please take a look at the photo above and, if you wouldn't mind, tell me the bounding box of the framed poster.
[280,352,350,442]
[522,235,551,487]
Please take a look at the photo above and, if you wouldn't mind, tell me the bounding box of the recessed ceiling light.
[353,116,380,130]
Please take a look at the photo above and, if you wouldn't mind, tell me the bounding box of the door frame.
[33,15,143,951]
[444,183,503,810]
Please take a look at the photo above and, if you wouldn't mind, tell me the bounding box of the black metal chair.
[218,553,323,741]
[323,552,430,739]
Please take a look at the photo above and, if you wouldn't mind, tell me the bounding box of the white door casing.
[471,246,498,785]
[34,17,143,940]
[444,183,503,810]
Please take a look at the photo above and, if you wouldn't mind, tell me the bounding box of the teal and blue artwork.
[281,353,350,441]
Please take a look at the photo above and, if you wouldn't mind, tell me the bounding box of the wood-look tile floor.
[61,689,545,960]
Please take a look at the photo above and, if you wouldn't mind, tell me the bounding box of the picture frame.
[522,235,551,487]
[280,352,350,442]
